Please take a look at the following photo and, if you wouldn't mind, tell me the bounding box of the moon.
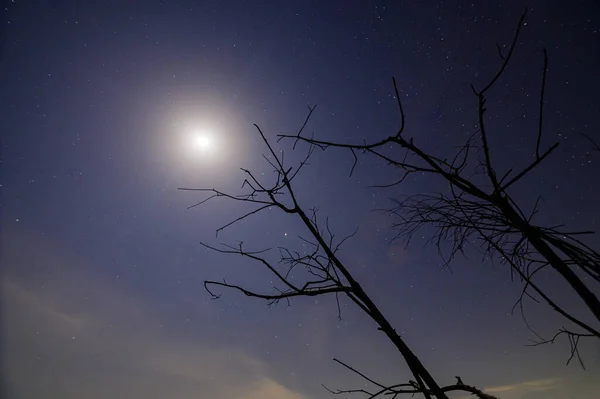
[163,102,251,175]
[187,128,216,156]
[193,133,212,151]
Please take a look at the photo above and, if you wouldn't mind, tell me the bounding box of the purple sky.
[2,1,600,398]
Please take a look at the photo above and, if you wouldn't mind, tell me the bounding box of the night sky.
[2,1,600,398]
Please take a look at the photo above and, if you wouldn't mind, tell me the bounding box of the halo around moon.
[154,98,254,182]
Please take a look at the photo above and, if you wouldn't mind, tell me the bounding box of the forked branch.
[277,8,600,355]
[181,109,487,398]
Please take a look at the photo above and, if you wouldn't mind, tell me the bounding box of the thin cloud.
[3,279,87,331]
[243,378,307,399]
[3,267,309,399]
[485,377,562,394]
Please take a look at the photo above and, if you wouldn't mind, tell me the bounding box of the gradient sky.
[2,1,600,398]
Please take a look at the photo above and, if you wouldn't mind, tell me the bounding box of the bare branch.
[528,328,595,369]
[180,8,599,399]
[478,8,528,95]
[325,358,499,399]
[276,7,600,340]
[581,132,600,153]
[184,105,459,398]
[536,49,549,158]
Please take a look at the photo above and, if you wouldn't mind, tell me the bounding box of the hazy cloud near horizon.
[2,257,308,399]
[3,229,598,399]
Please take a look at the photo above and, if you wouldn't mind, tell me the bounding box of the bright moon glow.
[185,128,217,158]
[194,134,212,151]
[177,119,235,168]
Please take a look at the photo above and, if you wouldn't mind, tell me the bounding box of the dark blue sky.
[2,1,600,398]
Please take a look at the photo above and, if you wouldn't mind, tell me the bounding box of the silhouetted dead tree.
[180,110,494,399]
[277,8,600,364]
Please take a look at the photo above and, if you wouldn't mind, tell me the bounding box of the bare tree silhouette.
[179,7,598,399]
[180,110,495,398]
[276,8,600,366]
